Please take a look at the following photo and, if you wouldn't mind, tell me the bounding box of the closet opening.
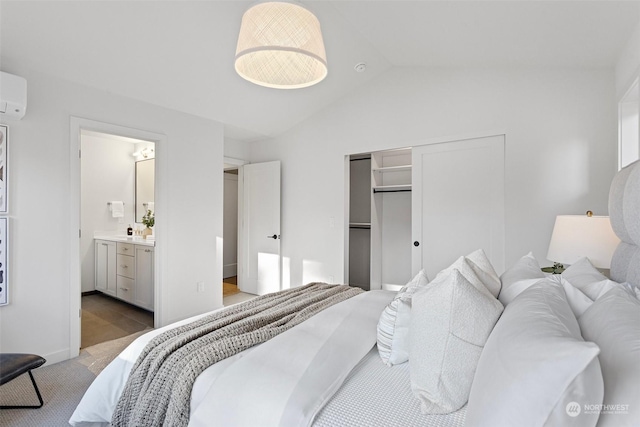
[347,148,413,292]
[345,133,506,291]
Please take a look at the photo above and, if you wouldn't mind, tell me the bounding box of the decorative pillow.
[579,286,640,427]
[466,280,603,427]
[431,255,498,300]
[409,269,503,414]
[498,252,545,305]
[376,270,429,366]
[562,257,614,300]
[466,248,501,297]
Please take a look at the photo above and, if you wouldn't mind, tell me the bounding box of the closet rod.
[372,189,412,194]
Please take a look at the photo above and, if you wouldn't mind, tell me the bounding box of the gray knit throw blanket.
[111,282,363,427]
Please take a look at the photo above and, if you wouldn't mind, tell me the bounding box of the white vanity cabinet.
[95,240,117,297]
[94,237,155,312]
[134,245,154,311]
[116,243,135,304]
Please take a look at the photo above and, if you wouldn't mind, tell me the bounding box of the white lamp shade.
[235,2,328,89]
[547,215,620,268]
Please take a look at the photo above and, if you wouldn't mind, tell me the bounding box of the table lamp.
[546,211,620,273]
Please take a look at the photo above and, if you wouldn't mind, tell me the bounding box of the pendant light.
[235,2,328,89]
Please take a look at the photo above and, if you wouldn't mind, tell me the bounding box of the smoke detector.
[354,62,367,73]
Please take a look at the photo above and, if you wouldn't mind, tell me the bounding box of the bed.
[70,160,640,427]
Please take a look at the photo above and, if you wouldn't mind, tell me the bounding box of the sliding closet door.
[240,161,281,295]
[412,135,505,279]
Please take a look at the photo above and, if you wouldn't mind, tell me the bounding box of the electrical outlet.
[328,276,335,283]
[329,216,335,228]
[197,281,205,292]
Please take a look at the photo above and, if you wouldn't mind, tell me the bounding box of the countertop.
[94,235,155,247]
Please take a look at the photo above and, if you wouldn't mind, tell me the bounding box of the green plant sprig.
[142,209,155,228]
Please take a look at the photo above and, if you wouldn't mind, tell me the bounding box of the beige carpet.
[0,293,255,426]
[0,329,150,426]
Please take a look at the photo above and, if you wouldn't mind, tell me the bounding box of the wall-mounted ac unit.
[0,71,27,120]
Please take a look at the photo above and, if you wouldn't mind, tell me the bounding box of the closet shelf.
[373,185,412,193]
[372,165,412,173]
[349,222,371,229]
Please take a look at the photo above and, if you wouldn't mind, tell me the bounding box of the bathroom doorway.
[79,130,156,349]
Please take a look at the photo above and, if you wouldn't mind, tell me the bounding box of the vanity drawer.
[117,254,135,279]
[117,276,135,303]
[117,242,134,256]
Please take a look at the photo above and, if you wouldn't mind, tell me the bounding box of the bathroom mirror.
[135,159,155,223]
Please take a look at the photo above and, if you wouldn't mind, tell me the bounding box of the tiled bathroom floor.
[81,281,257,349]
[81,293,154,349]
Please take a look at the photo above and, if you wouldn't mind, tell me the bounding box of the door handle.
[267,234,280,240]
[414,241,420,247]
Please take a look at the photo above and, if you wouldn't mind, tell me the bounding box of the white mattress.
[313,347,467,427]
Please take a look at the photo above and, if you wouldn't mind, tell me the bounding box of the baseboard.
[223,263,237,278]
[42,348,74,366]
[81,290,99,296]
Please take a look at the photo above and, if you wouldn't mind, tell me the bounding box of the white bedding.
[314,347,467,427]
[70,290,395,427]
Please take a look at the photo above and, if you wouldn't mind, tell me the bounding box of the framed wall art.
[0,217,7,306]
[0,124,7,213]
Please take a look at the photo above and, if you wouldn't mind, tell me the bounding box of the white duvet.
[70,289,395,427]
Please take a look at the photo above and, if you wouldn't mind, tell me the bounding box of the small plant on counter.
[142,209,155,228]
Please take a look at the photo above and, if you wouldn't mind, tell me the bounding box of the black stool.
[0,353,46,409]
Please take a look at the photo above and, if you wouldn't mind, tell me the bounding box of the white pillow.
[497,274,592,317]
[410,269,503,414]
[557,276,593,318]
[376,270,429,366]
[579,286,640,427]
[498,252,545,305]
[466,280,603,427]
[466,248,501,297]
[432,255,497,300]
[562,257,613,300]
[498,277,545,306]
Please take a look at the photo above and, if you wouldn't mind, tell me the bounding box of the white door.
[239,161,281,295]
[412,135,505,279]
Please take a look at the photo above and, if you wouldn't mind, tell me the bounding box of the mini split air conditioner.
[0,71,27,120]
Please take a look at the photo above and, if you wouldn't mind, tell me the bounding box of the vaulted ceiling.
[1,1,638,142]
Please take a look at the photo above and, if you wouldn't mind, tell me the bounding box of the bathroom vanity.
[94,236,155,311]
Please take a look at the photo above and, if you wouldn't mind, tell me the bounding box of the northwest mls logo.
[566,402,581,417]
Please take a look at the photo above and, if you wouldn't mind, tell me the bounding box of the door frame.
[223,157,247,292]
[69,117,167,358]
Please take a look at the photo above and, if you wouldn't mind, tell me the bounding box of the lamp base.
[541,262,565,274]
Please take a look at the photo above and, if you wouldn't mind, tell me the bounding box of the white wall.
[223,172,238,278]
[0,67,224,363]
[80,134,136,293]
[616,22,640,100]
[250,67,617,287]
[224,137,252,162]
